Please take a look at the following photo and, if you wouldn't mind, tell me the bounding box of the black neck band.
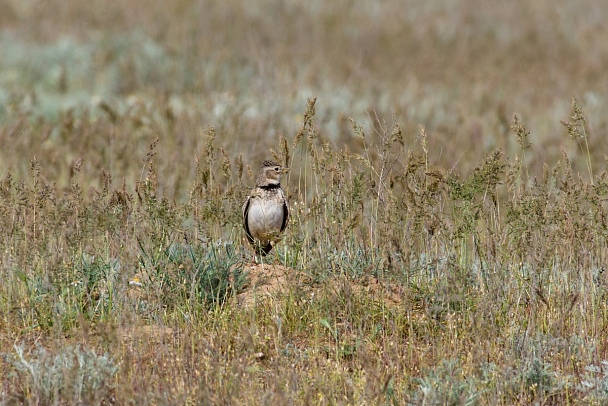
[260,183,281,190]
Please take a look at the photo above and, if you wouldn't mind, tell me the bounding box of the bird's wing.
[280,190,289,232]
[242,195,254,244]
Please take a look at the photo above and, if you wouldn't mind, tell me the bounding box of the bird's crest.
[261,160,282,168]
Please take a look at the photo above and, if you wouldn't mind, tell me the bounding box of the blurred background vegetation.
[1,0,606,195]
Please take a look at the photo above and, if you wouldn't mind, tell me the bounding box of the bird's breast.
[247,197,285,240]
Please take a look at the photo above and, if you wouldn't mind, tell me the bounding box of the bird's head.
[257,160,289,186]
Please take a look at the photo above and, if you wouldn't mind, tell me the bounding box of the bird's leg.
[248,250,259,265]
[250,242,263,265]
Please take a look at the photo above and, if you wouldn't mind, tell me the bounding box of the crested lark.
[242,160,290,260]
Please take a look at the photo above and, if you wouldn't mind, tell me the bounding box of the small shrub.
[3,343,118,405]
[408,359,481,406]
[577,360,608,403]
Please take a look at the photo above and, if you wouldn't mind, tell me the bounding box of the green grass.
[1,0,608,404]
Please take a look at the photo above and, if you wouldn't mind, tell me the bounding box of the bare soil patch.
[236,263,304,307]
[236,264,406,309]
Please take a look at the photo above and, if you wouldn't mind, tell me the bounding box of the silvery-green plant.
[4,343,118,405]
[577,360,608,403]
[408,359,481,406]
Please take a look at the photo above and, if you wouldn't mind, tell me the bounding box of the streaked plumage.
[242,160,290,257]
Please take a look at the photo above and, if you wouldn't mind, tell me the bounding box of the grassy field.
[1,0,608,404]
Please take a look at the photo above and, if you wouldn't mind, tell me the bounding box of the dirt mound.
[236,264,405,309]
[237,263,304,307]
[126,263,406,310]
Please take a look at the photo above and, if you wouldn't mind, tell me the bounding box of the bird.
[242,160,290,261]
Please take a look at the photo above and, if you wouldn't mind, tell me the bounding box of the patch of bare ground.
[237,264,407,310]
[336,274,406,308]
[118,324,177,345]
[236,263,306,307]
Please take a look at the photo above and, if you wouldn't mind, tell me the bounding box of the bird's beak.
[282,167,290,174]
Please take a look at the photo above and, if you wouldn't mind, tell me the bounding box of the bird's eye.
[274,167,280,171]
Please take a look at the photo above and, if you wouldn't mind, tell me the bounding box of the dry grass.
[1,0,608,404]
